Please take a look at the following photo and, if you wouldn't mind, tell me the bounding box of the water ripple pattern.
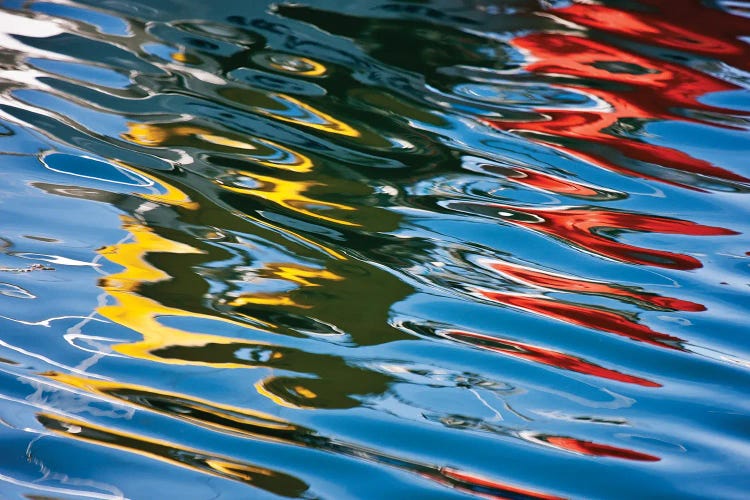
[0,1,748,498]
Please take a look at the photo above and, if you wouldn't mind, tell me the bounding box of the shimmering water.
[0,0,748,498]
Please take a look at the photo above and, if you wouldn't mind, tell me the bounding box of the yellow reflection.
[293,386,317,399]
[218,171,360,226]
[226,263,342,308]
[198,133,258,150]
[97,215,258,366]
[125,122,170,146]
[253,138,314,173]
[170,50,201,65]
[113,161,199,210]
[262,263,343,287]
[38,412,295,487]
[268,55,327,77]
[240,212,347,260]
[45,372,297,433]
[97,215,345,367]
[254,380,310,409]
[227,294,304,308]
[123,123,314,172]
[260,93,360,137]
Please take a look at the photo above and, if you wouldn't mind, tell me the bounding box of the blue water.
[0,1,748,498]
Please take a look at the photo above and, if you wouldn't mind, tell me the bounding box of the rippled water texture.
[0,0,749,498]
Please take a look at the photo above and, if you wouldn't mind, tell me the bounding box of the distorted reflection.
[448,202,737,269]
[0,0,746,498]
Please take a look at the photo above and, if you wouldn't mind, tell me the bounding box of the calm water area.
[0,0,748,498]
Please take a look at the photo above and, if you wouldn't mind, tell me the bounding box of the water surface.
[0,1,749,498]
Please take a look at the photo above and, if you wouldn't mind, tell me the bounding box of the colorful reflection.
[484,259,705,312]
[463,156,619,201]
[442,330,660,386]
[453,202,737,269]
[218,87,362,138]
[125,121,361,225]
[216,170,359,226]
[531,434,660,462]
[124,122,315,172]
[477,288,682,350]
[97,215,262,365]
[2,0,745,497]
[76,186,385,407]
[484,28,749,188]
[553,0,750,72]
[37,412,312,497]
[45,372,561,500]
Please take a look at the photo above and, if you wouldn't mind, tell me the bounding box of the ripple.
[0,0,748,498]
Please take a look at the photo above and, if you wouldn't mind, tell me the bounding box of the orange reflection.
[554,0,750,72]
[478,289,682,350]
[485,30,749,187]
[485,259,704,312]
[484,203,736,269]
[442,330,660,386]
[539,435,660,462]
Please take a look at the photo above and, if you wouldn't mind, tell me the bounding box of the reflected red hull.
[478,289,681,350]
[487,204,736,270]
[485,27,750,187]
[486,259,705,312]
[544,435,660,462]
[444,330,660,386]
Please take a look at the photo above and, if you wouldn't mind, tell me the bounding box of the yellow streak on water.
[260,93,361,137]
[38,412,287,484]
[124,123,315,172]
[113,161,199,210]
[97,216,257,366]
[262,263,343,287]
[219,171,360,226]
[239,212,348,260]
[254,380,313,410]
[45,372,298,432]
[269,56,327,77]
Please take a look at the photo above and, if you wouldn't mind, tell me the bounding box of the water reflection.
[482,31,750,190]
[448,202,737,269]
[0,0,748,498]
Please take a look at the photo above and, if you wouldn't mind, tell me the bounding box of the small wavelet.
[0,1,748,499]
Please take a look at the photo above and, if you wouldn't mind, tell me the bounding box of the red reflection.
[507,166,602,198]
[542,435,660,462]
[486,259,705,312]
[477,289,682,350]
[488,203,736,269]
[484,29,750,187]
[554,0,750,72]
[439,467,564,500]
[444,330,660,386]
